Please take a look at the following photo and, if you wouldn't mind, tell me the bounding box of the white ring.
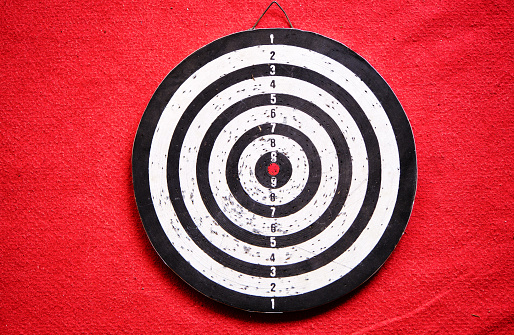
[237,134,308,205]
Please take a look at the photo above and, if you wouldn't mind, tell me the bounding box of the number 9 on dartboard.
[132,28,417,312]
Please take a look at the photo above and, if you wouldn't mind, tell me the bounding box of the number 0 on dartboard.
[132,28,417,312]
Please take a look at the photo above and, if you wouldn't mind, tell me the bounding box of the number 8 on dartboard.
[132,28,417,312]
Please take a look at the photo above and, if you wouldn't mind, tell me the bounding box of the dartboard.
[132,28,417,312]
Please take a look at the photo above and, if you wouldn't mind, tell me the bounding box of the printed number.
[270,34,274,44]
[270,253,275,262]
[270,206,276,217]
[271,283,276,292]
[271,123,276,133]
[270,51,275,60]
[270,93,276,104]
[270,109,276,118]
[269,138,276,147]
[271,151,277,162]
[271,298,275,310]
[270,80,276,88]
[270,193,276,202]
[270,236,276,247]
[270,65,275,75]
[270,266,276,277]
[271,223,277,233]
[271,177,277,187]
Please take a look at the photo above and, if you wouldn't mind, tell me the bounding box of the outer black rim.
[132,28,417,312]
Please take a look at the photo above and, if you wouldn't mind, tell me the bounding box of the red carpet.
[1,0,512,333]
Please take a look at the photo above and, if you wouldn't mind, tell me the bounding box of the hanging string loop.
[251,1,294,30]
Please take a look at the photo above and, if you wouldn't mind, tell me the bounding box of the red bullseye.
[268,163,280,176]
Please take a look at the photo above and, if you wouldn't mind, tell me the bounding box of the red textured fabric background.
[1,0,512,333]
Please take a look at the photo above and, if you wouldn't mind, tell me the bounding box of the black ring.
[193,93,353,248]
[225,122,321,218]
[168,88,377,277]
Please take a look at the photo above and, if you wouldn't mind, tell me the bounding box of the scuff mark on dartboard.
[133,28,416,312]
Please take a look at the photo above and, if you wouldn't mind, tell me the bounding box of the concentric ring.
[208,105,342,237]
[225,122,321,217]
[187,92,355,249]
[235,132,307,204]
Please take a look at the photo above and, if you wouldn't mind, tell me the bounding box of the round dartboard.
[132,28,417,312]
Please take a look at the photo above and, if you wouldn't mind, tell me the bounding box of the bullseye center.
[267,163,280,176]
[255,151,292,189]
